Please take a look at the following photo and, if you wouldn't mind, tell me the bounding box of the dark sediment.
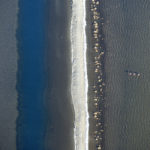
[86,0,106,150]
[44,0,74,150]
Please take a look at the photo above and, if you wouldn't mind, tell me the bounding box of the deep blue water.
[17,0,46,149]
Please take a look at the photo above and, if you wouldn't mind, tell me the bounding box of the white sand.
[70,0,89,150]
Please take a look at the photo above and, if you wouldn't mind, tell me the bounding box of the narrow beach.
[71,0,89,150]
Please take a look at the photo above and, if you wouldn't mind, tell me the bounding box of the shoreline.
[70,0,89,149]
[86,0,106,150]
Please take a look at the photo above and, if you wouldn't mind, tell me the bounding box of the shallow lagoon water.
[17,0,46,149]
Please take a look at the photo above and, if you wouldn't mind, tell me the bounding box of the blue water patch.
[16,0,46,150]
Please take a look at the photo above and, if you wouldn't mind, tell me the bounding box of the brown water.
[102,0,150,149]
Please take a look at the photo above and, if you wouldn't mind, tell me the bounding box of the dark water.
[102,0,150,149]
[44,0,74,150]
[17,0,46,149]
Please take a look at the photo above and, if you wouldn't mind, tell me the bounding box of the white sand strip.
[71,0,89,149]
